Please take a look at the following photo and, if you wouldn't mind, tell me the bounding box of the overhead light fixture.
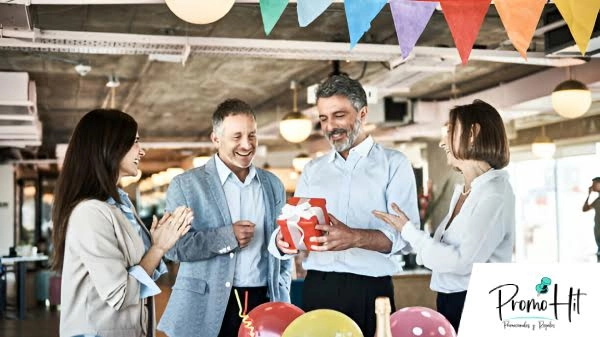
[531,126,556,159]
[551,68,591,119]
[280,81,312,143]
[106,74,120,88]
[165,0,235,24]
[193,156,212,168]
[74,63,91,76]
[292,153,312,172]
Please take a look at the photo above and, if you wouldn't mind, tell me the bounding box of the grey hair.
[212,98,256,136]
[316,75,367,113]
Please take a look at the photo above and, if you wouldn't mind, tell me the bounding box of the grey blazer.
[157,158,292,337]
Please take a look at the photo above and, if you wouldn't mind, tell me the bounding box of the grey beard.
[329,118,363,153]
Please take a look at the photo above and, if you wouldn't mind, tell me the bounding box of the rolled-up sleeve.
[382,154,420,255]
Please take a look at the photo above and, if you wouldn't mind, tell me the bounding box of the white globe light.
[551,80,592,119]
[279,112,312,143]
[292,153,312,172]
[531,135,556,159]
[165,0,235,24]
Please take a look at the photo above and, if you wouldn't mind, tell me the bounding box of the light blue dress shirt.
[293,136,420,277]
[107,188,166,298]
[214,154,268,287]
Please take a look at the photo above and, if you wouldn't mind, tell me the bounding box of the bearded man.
[268,75,419,336]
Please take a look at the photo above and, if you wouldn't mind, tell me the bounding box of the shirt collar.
[106,188,133,213]
[214,153,257,186]
[471,168,508,189]
[327,135,375,163]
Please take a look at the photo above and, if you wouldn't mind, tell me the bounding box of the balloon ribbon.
[235,289,256,337]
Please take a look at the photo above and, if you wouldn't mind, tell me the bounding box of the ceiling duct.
[544,6,600,58]
[0,72,42,148]
[0,3,33,31]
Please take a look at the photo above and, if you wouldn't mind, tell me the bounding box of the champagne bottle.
[374,297,393,337]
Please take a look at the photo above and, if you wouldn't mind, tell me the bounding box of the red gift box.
[277,197,330,251]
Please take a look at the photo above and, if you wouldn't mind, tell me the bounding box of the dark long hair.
[51,109,137,271]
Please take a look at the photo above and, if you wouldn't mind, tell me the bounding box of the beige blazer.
[59,199,155,337]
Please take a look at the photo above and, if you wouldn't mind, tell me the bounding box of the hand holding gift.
[276,197,330,252]
[309,214,360,252]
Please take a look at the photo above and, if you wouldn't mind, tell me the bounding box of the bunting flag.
[390,0,436,59]
[297,0,333,27]
[553,0,600,55]
[345,0,388,49]
[259,0,289,36]
[494,0,546,60]
[438,0,491,64]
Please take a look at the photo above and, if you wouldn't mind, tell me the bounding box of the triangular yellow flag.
[495,0,546,60]
[554,0,600,55]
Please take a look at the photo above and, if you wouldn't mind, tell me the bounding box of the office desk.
[2,255,49,320]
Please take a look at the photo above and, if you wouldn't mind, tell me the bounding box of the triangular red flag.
[439,0,491,64]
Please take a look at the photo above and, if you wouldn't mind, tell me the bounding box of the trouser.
[437,290,467,333]
[217,286,269,337]
[302,270,395,337]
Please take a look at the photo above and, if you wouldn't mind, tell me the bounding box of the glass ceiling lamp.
[531,126,556,159]
[551,68,591,119]
[279,81,312,143]
[165,0,235,24]
[292,153,312,172]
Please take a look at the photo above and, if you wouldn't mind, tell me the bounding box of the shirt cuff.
[378,224,409,256]
[151,260,168,281]
[128,265,161,299]
[400,221,421,244]
[267,228,296,260]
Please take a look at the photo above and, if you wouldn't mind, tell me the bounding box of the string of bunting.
[257,0,600,64]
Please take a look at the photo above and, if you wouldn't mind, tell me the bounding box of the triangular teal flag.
[345,0,388,49]
[297,0,333,27]
[260,0,289,36]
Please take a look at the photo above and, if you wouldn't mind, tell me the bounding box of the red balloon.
[390,306,456,337]
[238,302,304,337]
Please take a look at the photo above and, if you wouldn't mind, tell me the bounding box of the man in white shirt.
[269,75,419,336]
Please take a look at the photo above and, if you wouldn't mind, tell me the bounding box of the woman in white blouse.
[373,99,515,333]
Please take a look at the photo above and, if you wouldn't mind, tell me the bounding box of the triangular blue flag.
[297,0,333,27]
[345,0,388,49]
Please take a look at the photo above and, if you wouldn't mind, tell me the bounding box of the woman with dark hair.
[373,100,515,332]
[52,109,192,337]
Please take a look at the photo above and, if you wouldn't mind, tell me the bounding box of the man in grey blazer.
[157,99,292,337]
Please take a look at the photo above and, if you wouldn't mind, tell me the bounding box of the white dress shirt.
[214,154,267,287]
[271,136,420,277]
[401,169,515,293]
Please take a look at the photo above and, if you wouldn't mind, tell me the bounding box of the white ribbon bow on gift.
[276,199,326,250]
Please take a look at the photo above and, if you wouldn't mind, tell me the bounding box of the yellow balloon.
[282,309,364,337]
[165,0,235,25]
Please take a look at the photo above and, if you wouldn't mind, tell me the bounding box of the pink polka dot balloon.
[390,307,456,337]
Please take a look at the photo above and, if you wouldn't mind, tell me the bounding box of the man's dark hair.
[316,75,367,113]
[212,98,256,135]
